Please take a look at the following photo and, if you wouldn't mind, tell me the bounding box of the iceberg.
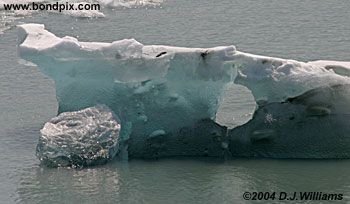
[18,23,350,161]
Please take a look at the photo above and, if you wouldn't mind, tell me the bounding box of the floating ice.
[51,2,105,18]
[36,105,121,168]
[1,0,165,34]
[98,0,164,8]
[18,24,350,160]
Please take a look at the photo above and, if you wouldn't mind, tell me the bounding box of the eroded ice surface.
[308,60,350,77]
[230,84,350,158]
[18,24,350,161]
[36,105,121,167]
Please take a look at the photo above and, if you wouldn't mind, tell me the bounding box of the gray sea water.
[1,0,350,203]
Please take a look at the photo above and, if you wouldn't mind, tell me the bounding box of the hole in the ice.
[324,65,350,77]
[215,83,257,129]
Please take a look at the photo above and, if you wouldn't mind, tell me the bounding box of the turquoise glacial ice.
[17,24,350,164]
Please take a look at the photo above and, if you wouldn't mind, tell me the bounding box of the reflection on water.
[16,159,350,204]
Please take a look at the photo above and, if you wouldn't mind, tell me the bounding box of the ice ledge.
[17,23,236,61]
[18,24,350,104]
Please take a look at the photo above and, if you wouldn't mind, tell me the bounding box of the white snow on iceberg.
[308,60,350,77]
[18,24,349,103]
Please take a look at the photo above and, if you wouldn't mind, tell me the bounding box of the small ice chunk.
[36,105,121,168]
[99,0,164,8]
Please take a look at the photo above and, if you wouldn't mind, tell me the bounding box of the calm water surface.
[1,0,350,203]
